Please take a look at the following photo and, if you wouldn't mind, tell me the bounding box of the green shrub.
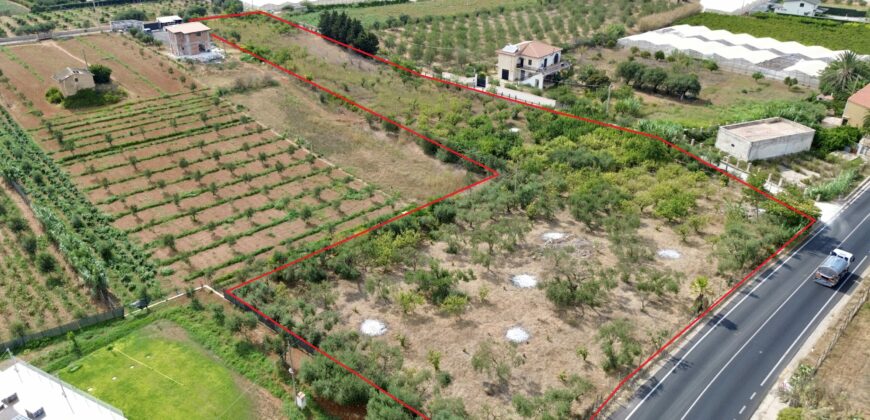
[45,87,63,104]
[88,64,112,84]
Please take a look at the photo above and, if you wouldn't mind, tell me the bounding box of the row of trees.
[318,11,379,55]
[616,60,702,100]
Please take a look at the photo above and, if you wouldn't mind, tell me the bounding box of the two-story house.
[496,40,570,88]
[772,0,826,17]
[165,22,212,57]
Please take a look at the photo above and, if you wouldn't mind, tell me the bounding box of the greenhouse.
[617,24,865,87]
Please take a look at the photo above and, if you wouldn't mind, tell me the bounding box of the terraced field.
[33,92,399,291]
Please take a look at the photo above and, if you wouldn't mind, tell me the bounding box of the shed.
[52,67,95,96]
[715,117,815,161]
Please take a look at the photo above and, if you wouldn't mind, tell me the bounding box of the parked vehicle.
[814,249,854,287]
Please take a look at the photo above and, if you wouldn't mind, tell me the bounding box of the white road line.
[676,213,870,420]
[759,255,868,386]
[625,204,870,420]
[739,405,746,415]
[750,392,757,400]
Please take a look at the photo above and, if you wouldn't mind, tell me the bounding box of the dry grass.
[635,1,703,32]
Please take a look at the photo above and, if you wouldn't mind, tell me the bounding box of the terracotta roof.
[52,67,91,82]
[500,40,561,58]
[166,21,210,34]
[848,83,870,109]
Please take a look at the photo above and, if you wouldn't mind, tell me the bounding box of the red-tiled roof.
[499,40,561,58]
[848,83,870,108]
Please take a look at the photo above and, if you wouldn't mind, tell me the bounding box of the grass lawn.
[58,321,254,420]
[677,13,870,54]
[288,0,534,27]
[0,0,27,15]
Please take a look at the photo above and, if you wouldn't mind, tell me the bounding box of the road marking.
[750,392,756,400]
[676,214,870,420]
[739,405,746,415]
[625,205,870,420]
[759,255,868,386]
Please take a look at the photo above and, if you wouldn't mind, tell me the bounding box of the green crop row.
[0,105,159,303]
[81,127,277,185]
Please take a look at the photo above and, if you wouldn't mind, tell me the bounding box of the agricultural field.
[0,34,188,128]
[58,320,257,420]
[0,0,198,36]
[567,47,808,127]
[362,0,695,72]
[288,0,536,27]
[677,12,870,54]
[0,0,28,16]
[199,15,817,418]
[0,181,99,341]
[32,88,398,292]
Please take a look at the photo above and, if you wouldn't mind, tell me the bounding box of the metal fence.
[1,307,124,352]
[223,290,316,354]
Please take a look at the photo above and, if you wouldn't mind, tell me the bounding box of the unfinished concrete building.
[715,117,815,161]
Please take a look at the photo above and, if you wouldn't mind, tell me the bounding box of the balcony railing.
[515,61,571,74]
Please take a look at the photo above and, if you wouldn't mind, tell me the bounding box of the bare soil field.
[190,52,472,202]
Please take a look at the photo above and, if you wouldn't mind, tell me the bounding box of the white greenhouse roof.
[619,25,866,78]
[700,0,767,14]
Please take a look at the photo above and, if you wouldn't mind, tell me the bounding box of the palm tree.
[820,51,870,99]
[691,276,710,315]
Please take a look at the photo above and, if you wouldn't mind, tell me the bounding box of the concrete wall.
[715,127,814,161]
[168,30,211,56]
[58,73,95,96]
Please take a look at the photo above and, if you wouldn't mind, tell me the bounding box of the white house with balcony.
[773,0,826,17]
[496,40,570,88]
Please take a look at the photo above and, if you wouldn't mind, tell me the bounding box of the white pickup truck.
[814,249,854,287]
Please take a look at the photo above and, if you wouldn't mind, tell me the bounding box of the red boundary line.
[191,11,816,419]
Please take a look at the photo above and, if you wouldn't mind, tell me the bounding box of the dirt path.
[46,41,88,66]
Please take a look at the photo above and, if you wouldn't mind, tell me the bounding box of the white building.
[496,40,570,88]
[773,0,826,17]
[700,0,768,15]
[0,359,126,419]
[715,117,815,161]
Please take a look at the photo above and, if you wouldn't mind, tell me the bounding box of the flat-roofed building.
[0,359,126,419]
[715,117,816,161]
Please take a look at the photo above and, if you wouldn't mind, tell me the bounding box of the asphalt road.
[610,179,870,420]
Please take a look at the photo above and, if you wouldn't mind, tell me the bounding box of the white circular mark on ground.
[511,274,538,288]
[130,365,135,369]
[506,327,530,343]
[509,127,521,133]
[542,232,568,242]
[360,319,388,337]
[87,387,94,392]
[657,249,682,259]
[112,377,117,381]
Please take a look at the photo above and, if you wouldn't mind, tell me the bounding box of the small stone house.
[843,83,870,128]
[496,40,570,88]
[52,67,95,96]
[165,22,212,57]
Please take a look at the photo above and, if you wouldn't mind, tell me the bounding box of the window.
[543,58,548,67]
[501,69,509,80]
[527,59,531,66]
[799,2,804,6]
[555,53,560,63]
